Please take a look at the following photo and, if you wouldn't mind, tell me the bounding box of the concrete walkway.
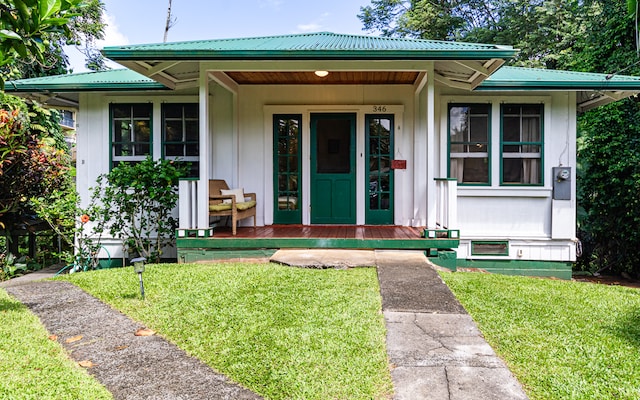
[374,251,529,400]
[2,250,529,399]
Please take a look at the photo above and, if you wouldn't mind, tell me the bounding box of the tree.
[358,0,497,41]
[577,101,640,274]
[163,0,176,43]
[359,0,587,68]
[573,0,640,275]
[67,0,107,72]
[0,0,105,85]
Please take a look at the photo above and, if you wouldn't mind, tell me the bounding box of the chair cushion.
[236,200,257,211]
[209,203,232,212]
[220,188,244,204]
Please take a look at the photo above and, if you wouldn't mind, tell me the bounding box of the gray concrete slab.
[373,252,529,400]
[377,256,466,314]
[270,248,377,268]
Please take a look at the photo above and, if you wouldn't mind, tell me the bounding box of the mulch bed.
[573,274,640,289]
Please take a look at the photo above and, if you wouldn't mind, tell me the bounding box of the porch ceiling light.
[314,70,329,77]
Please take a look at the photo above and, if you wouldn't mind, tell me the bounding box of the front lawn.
[441,272,640,400]
[63,263,393,400]
[0,289,113,400]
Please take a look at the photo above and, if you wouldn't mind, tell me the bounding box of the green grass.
[0,289,113,400]
[440,272,640,400]
[62,263,393,400]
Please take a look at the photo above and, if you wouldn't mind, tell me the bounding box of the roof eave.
[101,49,518,61]
[5,83,168,92]
[477,82,640,91]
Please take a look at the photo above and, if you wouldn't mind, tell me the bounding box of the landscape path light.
[131,257,146,300]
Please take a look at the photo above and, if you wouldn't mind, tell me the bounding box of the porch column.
[425,63,437,229]
[197,67,211,229]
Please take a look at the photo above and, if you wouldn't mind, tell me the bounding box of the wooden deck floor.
[212,225,424,240]
[176,225,459,263]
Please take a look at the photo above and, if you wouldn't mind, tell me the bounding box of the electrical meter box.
[552,167,571,200]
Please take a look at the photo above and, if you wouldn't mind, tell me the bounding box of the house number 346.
[372,105,387,112]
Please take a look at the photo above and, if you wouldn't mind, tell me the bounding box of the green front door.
[366,115,394,224]
[310,113,356,224]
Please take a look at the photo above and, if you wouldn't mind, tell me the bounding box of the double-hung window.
[110,103,152,168]
[162,104,199,178]
[501,104,543,185]
[448,104,490,185]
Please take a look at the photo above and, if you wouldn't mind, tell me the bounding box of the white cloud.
[297,23,322,32]
[296,12,332,33]
[98,12,129,47]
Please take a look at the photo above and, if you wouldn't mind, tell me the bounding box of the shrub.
[90,157,187,263]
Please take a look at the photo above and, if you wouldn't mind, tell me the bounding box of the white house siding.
[75,82,578,264]
[438,91,577,262]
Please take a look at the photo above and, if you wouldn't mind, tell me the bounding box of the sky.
[67,0,372,72]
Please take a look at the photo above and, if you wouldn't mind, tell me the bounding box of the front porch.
[176,225,459,265]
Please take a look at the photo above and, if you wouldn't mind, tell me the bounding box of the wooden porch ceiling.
[225,71,420,85]
[118,58,504,91]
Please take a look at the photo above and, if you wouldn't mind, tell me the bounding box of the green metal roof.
[5,69,166,92]
[479,66,640,90]
[102,32,517,61]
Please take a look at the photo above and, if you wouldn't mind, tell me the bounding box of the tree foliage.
[0,0,106,84]
[359,0,588,68]
[575,0,640,274]
[577,101,640,274]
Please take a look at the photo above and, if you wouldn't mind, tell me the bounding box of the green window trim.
[500,104,544,186]
[471,241,509,256]
[161,103,199,179]
[447,103,491,186]
[110,103,153,169]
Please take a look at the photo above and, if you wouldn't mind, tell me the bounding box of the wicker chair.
[208,179,256,235]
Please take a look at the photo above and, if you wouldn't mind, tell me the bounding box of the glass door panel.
[273,115,301,224]
[366,115,394,224]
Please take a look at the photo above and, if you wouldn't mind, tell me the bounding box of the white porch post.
[197,66,211,229]
[425,63,437,229]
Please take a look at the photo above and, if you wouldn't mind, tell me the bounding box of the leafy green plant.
[0,0,88,87]
[0,252,41,279]
[1,94,72,246]
[90,157,187,263]
[30,191,103,272]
